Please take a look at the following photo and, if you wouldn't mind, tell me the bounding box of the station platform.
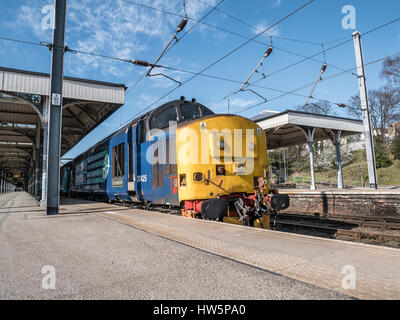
[1,192,400,299]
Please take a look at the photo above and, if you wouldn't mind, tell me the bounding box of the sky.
[1,0,400,160]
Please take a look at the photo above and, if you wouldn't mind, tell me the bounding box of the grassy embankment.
[286,150,400,187]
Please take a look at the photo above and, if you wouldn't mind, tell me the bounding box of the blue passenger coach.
[61,98,213,207]
[61,97,289,228]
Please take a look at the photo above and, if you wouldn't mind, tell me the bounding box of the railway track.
[277,211,400,230]
[100,198,400,247]
[271,213,400,247]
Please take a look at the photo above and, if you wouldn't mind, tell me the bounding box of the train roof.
[65,98,213,163]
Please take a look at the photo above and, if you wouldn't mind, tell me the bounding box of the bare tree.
[381,56,400,86]
[296,101,333,115]
[347,86,400,143]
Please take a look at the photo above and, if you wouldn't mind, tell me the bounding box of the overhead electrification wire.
[209,37,353,109]
[238,15,400,98]
[235,49,400,115]
[0,35,172,97]
[239,15,400,93]
[123,0,224,93]
[195,0,322,46]
[122,0,343,72]
[0,36,326,100]
[163,0,225,56]
[145,15,189,84]
[304,44,327,105]
[119,0,316,125]
[161,64,329,103]
[224,37,274,102]
[66,48,166,68]
[0,36,169,71]
[0,36,43,47]
[4,13,400,102]
[324,16,400,47]
[183,0,188,16]
[145,0,225,85]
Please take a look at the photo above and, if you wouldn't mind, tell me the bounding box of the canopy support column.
[333,130,344,189]
[34,123,41,199]
[41,123,48,207]
[324,129,344,189]
[300,126,316,190]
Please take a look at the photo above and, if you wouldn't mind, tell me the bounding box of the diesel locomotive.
[61,97,289,228]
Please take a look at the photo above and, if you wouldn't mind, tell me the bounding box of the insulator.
[191,98,197,103]
[180,96,186,101]
[177,16,188,33]
[132,60,151,67]
[264,46,273,58]
[321,63,327,73]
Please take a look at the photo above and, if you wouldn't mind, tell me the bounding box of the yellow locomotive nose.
[176,114,269,202]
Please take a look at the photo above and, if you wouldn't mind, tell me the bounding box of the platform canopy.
[254,110,364,150]
[254,110,364,190]
[0,66,126,192]
[0,66,126,154]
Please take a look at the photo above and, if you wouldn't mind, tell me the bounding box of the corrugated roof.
[0,67,125,104]
[0,67,126,182]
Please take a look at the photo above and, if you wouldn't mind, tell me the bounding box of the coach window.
[112,143,125,178]
[151,105,179,130]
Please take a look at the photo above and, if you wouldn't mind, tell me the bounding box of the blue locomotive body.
[61,98,213,207]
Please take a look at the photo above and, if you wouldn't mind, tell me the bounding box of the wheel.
[201,199,228,221]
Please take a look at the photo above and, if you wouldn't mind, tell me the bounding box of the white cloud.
[212,97,258,111]
[14,1,53,41]
[253,21,280,37]
[230,98,258,108]
[273,0,282,8]
[10,0,214,78]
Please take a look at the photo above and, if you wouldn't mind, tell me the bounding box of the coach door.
[133,120,146,201]
[108,130,129,201]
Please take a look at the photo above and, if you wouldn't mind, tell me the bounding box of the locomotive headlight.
[193,172,204,182]
[248,142,255,151]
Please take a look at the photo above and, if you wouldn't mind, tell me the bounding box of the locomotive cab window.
[201,107,214,117]
[112,143,125,178]
[180,103,202,121]
[179,103,214,121]
[150,105,179,130]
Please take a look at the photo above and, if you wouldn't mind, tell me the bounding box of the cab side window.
[201,107,214,116]
[137,120,146,144]
[112,143,125,178]
[151,105,179,130]
[180,103,201,121]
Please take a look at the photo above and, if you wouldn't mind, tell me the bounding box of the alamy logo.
[41,5,55,30]
[42,265,56,290]
[341,265,356,290]
[342,5,356,30]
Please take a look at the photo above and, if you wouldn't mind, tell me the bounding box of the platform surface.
[2,192,400,299]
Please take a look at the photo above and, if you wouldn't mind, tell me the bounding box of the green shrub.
[391,135,400,160]
[375,142,393,168]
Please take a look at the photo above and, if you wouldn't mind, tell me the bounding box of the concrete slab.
[0,192,349,300]
[59,196,400,299]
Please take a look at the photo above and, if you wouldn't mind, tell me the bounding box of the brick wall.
[281,193,400,217]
